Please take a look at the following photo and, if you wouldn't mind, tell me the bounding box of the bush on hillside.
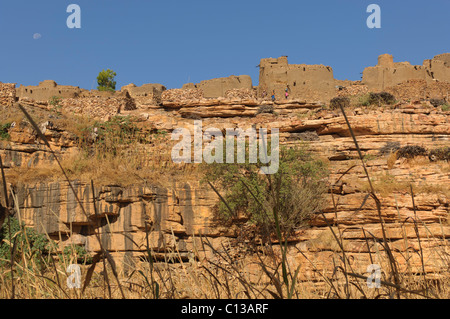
[429,147,450,162]
[368,92,396,105]
[202,145,329,239]
[396,145,428,159]
[0,216,51,271]
[329,97,350,110]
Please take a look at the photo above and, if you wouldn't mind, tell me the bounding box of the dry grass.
[1,219,449,299]
[353,170,450,198]
[5,147,203,188]
[2,105,203,187]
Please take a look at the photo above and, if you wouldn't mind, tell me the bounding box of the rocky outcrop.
[13,181,222,255]
[1,96,448,281]
[162,98,322,118]
[9,163,449,278]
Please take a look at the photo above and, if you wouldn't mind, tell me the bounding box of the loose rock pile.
[0,82,16,106]
[336,84,369,97]
[161,88,204,102]
[385,79,450,101]
[61,96,136,119]
[225,88,256,100]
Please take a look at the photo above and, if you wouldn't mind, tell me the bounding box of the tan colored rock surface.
[1,59,449,284]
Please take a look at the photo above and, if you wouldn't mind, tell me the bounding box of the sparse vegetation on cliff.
[396,145,428,159]
[356,91,396,107]
[0,123,11,140]
[202,145,329,238]
[329,97,350,110]
[256,105,275,115]
[0,216,50,271]
[429,147,450,162]
[369,92,396,105]
[429,98,445,108]
[48,96,63,113]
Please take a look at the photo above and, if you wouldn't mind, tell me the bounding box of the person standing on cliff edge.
[271,91,276,102]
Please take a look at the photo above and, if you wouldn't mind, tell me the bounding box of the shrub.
[379,141,401,156]
[63,244,92,265]
[202,145,329,238]
[256,105,274,115]
[288,131,320,142]
[429,147,450,162]
[396,145,428,159]
[357,92,396,107]
[442,104,450,112]
[368,92,396,105]
[429,99,445,108]
[358,94,371,107]
[329,97,350,110]
[0,216,51,271]
[48,96,63,109]
[0,123,11,140]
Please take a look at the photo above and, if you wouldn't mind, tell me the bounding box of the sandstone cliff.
[0,93,448,286]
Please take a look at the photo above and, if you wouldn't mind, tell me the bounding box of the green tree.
[97,69,117,92]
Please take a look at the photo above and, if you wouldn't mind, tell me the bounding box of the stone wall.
[258,56,335,103]
[60,94,136,119]
[0,82,16,106]
[14,82,137,120]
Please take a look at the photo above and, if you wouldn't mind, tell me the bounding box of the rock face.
[12,181,223,272]
[1,95,448,282]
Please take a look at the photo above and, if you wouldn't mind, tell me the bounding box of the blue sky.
[0,0,449,90]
